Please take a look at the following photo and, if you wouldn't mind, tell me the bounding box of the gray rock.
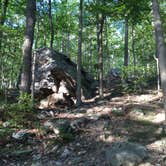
[12,129,32,140]
[105,142,149,166]
[70,117,88,131]
[44,118,86,135]
[61,148,70,158]
[43,118,74,137]
[54,161,63,166]
[138,162,153,166]
[33,48,97,100]
[32,154,42,161]
[2,121,11,127]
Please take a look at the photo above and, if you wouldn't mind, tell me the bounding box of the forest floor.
[0,90,166,166]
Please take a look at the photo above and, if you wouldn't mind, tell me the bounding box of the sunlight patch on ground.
[127,92,163,103]
[152,112,165,123]
[147,138,166,152]
[129,110,165,124]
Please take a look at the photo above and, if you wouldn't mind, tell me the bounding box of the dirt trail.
[0,92,166,166]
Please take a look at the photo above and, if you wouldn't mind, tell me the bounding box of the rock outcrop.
[33,48,97,108]
[105,142,149,166]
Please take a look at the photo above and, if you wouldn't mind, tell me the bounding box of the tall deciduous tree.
[76,0,83,106]
[48,0,54,48]
[97,13,104,98]
[152,0,166,124]
[0,0,8,50]
[20,0,36,93]
[124,17,129,66]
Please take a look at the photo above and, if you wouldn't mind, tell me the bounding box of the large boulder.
[33,48,97,107]
[105,68,121,90]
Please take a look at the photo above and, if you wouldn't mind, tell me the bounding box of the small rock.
[2,121,10,127]
[112,107,124,116]
[70,118,88,131]
[43,118,73,135]
[129,109,144,118]
[37,113,46,119]
[32,154,42,160]
[78,150,86,155]
[138,162,153,166]
[12,129,30,140]
[76,143,81,146]
[55,161,63,166]
[50,145,59,153]
[88,114,99,120]
[61,148,70,158]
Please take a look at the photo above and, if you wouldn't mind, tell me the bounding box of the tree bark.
[35,10,40,49]
[76,0,83,106]
[67,32,71,57]
[105,17,110,73]
[0,0,8,50]
[97,13,104,98]
[124,17,129,66]
[152,0,166,125]
[20,0,36,93]
[48,0,54,48]
[131,25,136,67]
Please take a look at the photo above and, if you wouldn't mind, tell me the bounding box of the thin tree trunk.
[43,29,46,46]
[20,0,36,93]
[124,17,129,66]
[67,32,70,57]
[0,0,8,91]
[155,57,160,92]
[31,51,36,106]
[89,36,93,74]
[0,0,8,50]
[97,13,104,98]
[154,23,161,93]
[131,25,136,67]
[152,0,166,126]
[35,10,40,49]
[76,0,83,106]
[48,0,54,48]
[105,17,110,73]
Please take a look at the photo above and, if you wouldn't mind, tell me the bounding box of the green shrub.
[120,65,156,93]
[0,93,36,128]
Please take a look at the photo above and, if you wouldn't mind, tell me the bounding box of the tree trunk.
[152,0,166,125]
[35,10,39,49]
[124,17,129,66]
[105,17,110,74]
[31,51,36,106]
[67,32,71,57]
[0,0,8,90]
[97,13,104,98]
[0,0,8,50]
[76,0,83,106]
[131,25,136,67]
[89,36,93,74]
[48,0,54,48]
[20,0,36,93]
